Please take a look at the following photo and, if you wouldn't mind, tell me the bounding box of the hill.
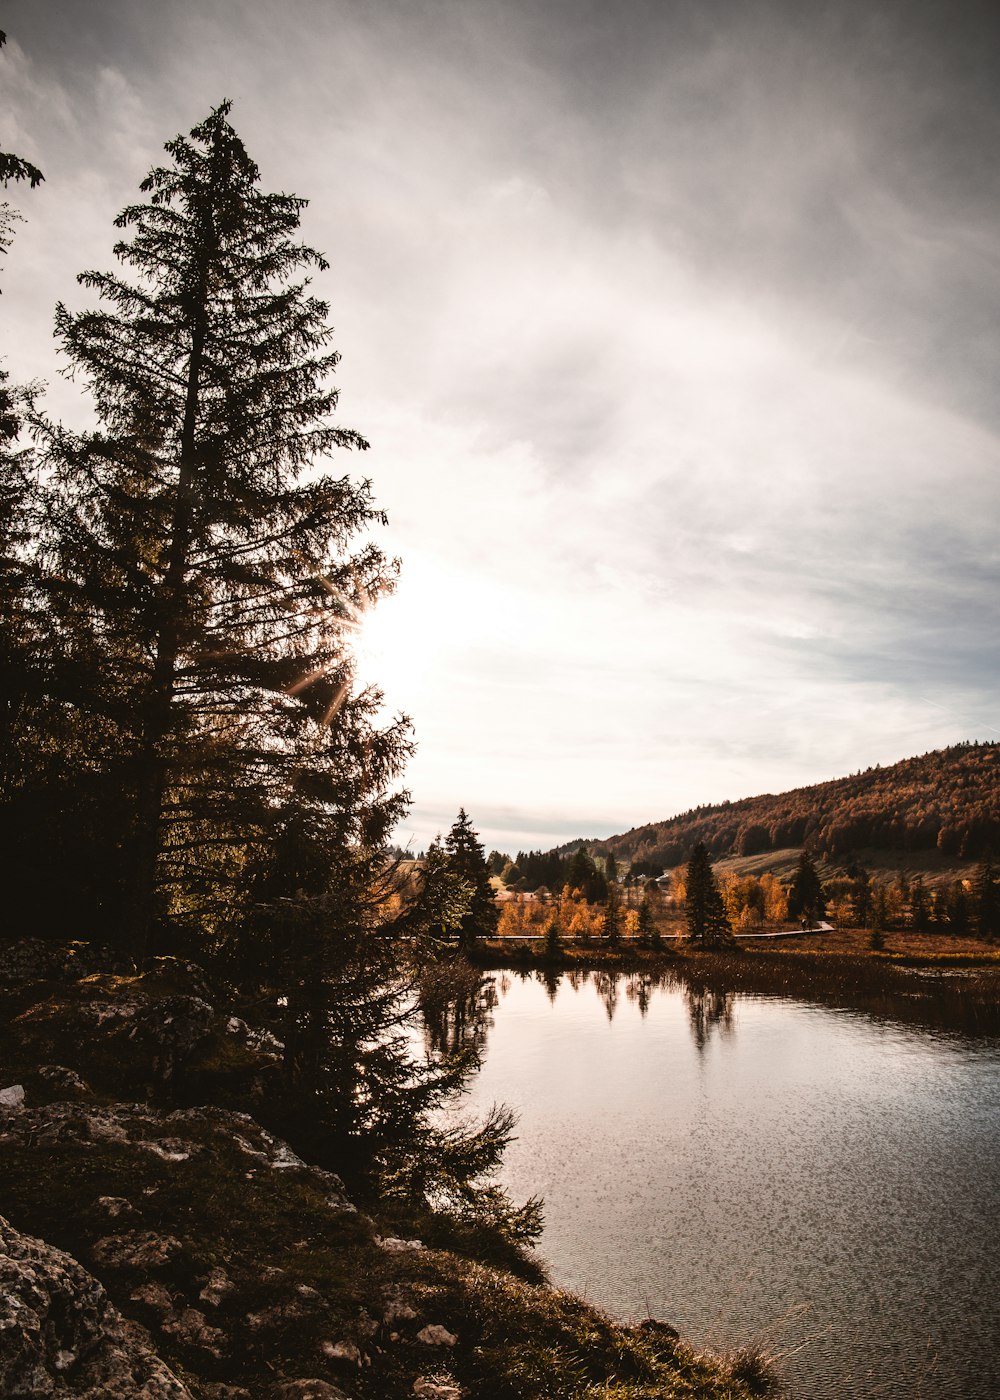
[589,742,1000,872]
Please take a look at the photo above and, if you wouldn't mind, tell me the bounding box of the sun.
[354,580,433,705]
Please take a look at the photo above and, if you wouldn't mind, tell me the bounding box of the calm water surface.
[457,970,1000,1399]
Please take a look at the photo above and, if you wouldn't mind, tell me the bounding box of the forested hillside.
[594,743,1000,869]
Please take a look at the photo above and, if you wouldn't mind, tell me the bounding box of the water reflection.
[683,983,735,1051]
[460,968,1000,1400]
[419,959,498,1056]
[593,970,619,1021]
[624,973,650,1017]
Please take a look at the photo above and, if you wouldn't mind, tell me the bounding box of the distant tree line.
[598,743,1000,867]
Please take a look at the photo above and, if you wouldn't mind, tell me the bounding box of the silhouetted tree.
[566,848,607,904]
[684,841,732,945]
[910,875,930,932]
[972,859,999,941]
[851,868,873,928]
[947,880,970,936]
[604,880,622,945]
[0,34,44,193]
[788,850,826,925]
[27,102,388,955]
[444,808,498,949]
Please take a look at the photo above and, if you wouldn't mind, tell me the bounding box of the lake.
[456,968,1000,1399]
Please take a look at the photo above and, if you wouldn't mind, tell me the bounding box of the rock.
[413,1380,463,1399]
[7,958,282,1103]
[269,1382,350,1400]
[0,1212,192,1397]
[384,1299,418,1324]
[320,1339,363,1365]
[376,1235,424,1252]
[161,1306,225,1356]
[91,1230,183,1272]
[0,1083,25,1110]
[199,1266,234,1307]
[139,1138,198,1163]
[37,1065,90,1097]
[130,1281,175,1316]
[94,1197,137,1222]
[0,1102,353,1212]
[416,1324,458,1347]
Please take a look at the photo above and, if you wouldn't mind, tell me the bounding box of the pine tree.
[910,875,930,932]
[636,892,660,949]
[974,858,999,941]
[443,808,498,949]
[566,848,607,904]
[684,841,732,945]
[788,850,826,926]
[30,102,391,955]
[0,33,44,194]
[851,868,873,928]
[604,879,622,945]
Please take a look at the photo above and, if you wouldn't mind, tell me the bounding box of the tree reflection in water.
[540,966,561,1003]
[419,959,499,1057]
[500,966,736,1052]
[683,983,735,1051]
[593,970,619,1021]
[624,973,655,1017]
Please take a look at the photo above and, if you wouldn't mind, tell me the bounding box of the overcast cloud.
[3,0,999,853]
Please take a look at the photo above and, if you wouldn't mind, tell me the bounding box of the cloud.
[3,0,999,851]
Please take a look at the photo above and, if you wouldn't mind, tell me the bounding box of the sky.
[3,0,1000,855]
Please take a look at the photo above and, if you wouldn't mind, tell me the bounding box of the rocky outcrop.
[0,1212,192,1397]
[1,957,283,1107]
[0,1100,354,1214]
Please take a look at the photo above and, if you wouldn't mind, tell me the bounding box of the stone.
[199,1266,234,1307]
[0,1102,352,1213]
[0,1083,25,1110]
[37,1065,90,1096]
[269,1382,350,1400]
[413,1380,463,1399]
[320,1339,362,1365]
[416,1324,458,1347]
[376,1235,424,1252]
[94,1196,137,1223]
[140,1138,197,1162]
[0,1212,192,1396]
[91,1230,183,1272]
[384,1299,418,1324]
[130,1281,175,1315]
[161,1306,226,1355]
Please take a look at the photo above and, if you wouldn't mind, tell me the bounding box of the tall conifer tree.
[444,809,499,948]
[31,102,395,953]
[684,841,732,945]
